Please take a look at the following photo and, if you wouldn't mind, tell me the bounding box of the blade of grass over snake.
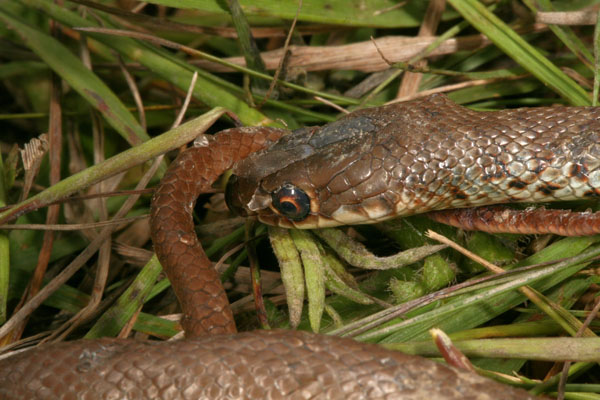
[0,108,225,225]
[448,0,590,105]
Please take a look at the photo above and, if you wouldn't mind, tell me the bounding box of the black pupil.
[272,184,310,221]
[279,201,298,214]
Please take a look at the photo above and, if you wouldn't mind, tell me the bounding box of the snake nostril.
[272,184,311,221]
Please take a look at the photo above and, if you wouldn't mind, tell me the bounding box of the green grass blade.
[0,5,149,146]
[85,255,162,338]
[0,108,225,225]
[448,0,590,105]
[359,237,600,343]
[22,0,274,127]
[142,0,435,28]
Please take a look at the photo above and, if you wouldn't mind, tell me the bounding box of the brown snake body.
[3,94,599,399]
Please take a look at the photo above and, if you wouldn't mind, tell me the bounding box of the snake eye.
[272,184,310,221]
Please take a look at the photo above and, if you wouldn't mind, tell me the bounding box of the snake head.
[224,126,314,226]
[226,173,315,228]
[225,113,389,228]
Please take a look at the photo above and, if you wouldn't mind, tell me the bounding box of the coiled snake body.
[2,94,599,399]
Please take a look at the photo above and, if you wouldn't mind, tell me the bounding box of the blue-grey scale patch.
[234,116,377,181]
[233,127,316,180]
[307,115,376,149]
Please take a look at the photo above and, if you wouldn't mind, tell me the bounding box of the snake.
[3,93,600,399]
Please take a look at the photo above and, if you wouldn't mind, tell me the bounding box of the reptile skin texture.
[0,330,538,400]
[149,126,286,336]
[229,94,600,233]
[4,94,599,398]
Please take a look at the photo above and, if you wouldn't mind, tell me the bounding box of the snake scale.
[3,94,600,399]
